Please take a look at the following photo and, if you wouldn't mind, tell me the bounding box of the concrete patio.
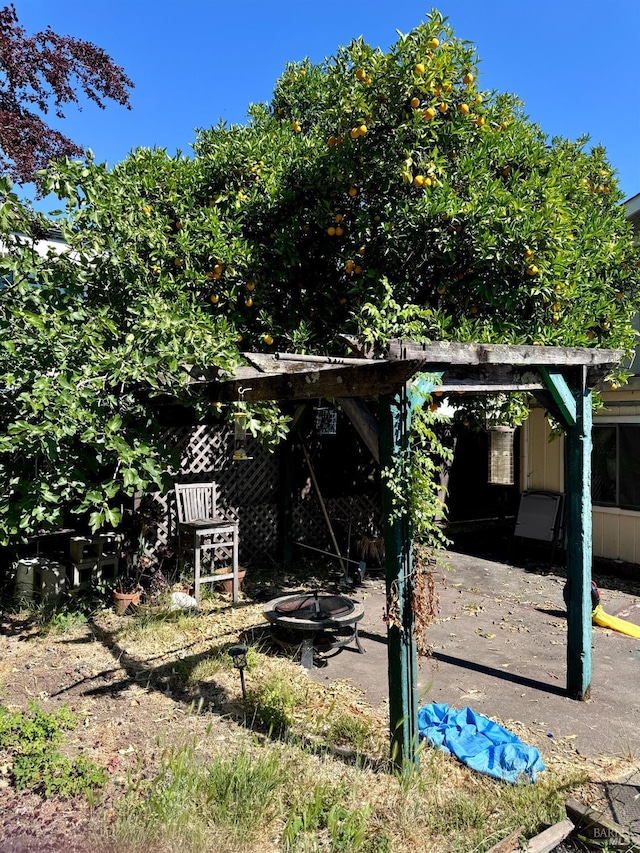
[308,548,640,761]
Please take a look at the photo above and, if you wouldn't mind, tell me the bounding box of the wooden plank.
[386,340,623,368]
[208,359,425,402]
[484,825,524,853]
[566,797,640,850]
[337,397,380,463]
[564,370,593,700]
[521,818,574,853]
[539,368,577,427]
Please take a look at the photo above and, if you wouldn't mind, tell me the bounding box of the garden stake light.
[229,644,248,698]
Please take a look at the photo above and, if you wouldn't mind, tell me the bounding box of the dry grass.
[3,578,638,853]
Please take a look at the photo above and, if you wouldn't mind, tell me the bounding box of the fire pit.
[263,591,365,668]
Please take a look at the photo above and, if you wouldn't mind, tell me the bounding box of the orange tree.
[1,10,637,543]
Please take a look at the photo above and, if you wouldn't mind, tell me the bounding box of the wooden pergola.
[202,340,623,768]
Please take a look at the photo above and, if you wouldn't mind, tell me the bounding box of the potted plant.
[112,509,156,614]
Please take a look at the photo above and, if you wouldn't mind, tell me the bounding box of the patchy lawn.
[0,571,636,853]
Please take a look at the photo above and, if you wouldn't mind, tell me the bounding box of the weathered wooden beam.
[566,797,640,850]
[337,397,380,462]
[539,368,577,427]
[437,364,546,392]
[207,359,425,402]
[521,818,575,853]
[564,368,593,700]
[485,826,524,853]
[387,340,623,369]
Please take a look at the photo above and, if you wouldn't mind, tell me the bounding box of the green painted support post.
[541,367,593,699]
[564,370,593,700]
[379,374,439,769]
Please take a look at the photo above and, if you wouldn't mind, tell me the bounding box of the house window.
[592,424,640,511]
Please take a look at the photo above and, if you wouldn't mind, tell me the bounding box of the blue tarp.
[418,703,545,783]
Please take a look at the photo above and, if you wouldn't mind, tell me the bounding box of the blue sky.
[16,0,640,204]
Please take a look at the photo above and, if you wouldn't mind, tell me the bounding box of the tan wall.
[521,407,563,493]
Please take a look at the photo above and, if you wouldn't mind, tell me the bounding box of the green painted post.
[564,371,593,700]
[379,374,439,769]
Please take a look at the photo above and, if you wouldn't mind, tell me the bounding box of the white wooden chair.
[174,482,240,602]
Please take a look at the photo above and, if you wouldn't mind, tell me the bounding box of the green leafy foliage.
[0,702,107,798]
[1,9,637,547]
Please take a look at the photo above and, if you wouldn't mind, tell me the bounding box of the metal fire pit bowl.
[263,591,365,669]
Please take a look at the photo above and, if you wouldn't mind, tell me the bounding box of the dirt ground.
[0,601,262,852]
[2,544,640,852]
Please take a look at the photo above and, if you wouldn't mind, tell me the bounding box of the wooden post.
[540,367,592,699]
[379,374,438,769]
[564,369,593,700]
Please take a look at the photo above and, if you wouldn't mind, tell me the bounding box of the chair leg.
[231,528,239,603]
[194,534,201,603]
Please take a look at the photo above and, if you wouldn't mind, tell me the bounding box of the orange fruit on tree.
[524,247,534,259]
[142,205,151,214]
[334,213,344,223]
[356,68,366,81]
[438,102,448,113]
[335,226,344,236]
[263,334,273,345]
[246,281,256,291]
[424,177,433,187]
[245,297,254,307]
[350,127,360,139]
[210,294,219,304]
[410,97,420,109]
[476,116,485,127]
[459,103,470,115]
[475,94,483,104]
[414,174,425,187]
[358,123,368,136]
[292,120,302,133]
[348,186,358,197]
[354,265,363,274]
[429,37,439,49]
[345,260,355,273]
[414,63,425,76]
[327,226,336,236]
[422,107,436,121]
[463,72,474,85]
[527,265,539,276]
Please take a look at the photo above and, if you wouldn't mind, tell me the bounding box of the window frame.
[592,416,640,512]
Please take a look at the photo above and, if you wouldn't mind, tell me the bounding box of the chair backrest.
[175,482,219,523]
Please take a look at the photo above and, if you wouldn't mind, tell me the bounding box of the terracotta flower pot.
[113,590,141,615]
[214,568,246,595]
